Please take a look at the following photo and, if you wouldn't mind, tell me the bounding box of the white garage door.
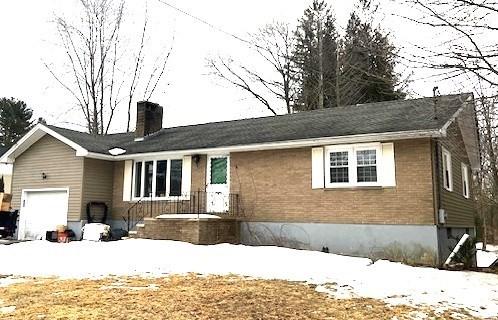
[18,189,69,240]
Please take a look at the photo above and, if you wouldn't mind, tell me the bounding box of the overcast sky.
[0,0,469,133]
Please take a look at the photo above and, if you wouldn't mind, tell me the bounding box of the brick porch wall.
[134,218,239,244]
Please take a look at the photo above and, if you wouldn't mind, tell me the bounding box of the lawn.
[0,239,497,319]
[0,275,475,319]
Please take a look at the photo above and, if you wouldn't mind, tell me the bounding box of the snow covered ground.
[0,239,497,318]
[476,242,498,268]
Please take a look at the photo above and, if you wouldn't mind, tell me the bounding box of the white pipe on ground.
[444,233,470,266]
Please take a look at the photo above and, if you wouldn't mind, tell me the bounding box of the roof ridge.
[149,93,472,133]
[48,93,472,137]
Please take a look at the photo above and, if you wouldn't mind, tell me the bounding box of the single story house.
[0,93,479,265]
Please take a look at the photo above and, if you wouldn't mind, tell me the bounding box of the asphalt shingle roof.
[0,146,8,157]
[48,93,472,155]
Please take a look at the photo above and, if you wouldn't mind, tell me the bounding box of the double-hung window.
[325,143,381,187]
[133,159,183,199]
[461,163,470,198]
[442,147,453,191]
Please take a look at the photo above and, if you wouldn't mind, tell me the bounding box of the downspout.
[431,139,442,225]
[431,138,443,266]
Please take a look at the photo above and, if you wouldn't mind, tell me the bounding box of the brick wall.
[230,139,436,225]
[135,218,239,244]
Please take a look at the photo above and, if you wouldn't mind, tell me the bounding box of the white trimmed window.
[442,147,453,191]
[461,163,470,198]
[324,143,384,188]
[132,159,184,199]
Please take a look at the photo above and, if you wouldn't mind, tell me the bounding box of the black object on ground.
[86,202,108,223]
[0,210,18,238]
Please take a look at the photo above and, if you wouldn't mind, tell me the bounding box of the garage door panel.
[19,190,68,240]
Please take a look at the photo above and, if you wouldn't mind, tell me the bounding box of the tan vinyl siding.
[437,121,475,227]
[111,161,126,219]
[81,158,114,218]
[10,135,84,221]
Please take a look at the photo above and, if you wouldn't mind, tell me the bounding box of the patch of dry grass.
[0,275,476,320]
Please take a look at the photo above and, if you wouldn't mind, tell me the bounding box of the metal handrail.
[123,191,241,232]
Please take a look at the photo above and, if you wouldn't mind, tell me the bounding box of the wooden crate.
[0,193,12,212]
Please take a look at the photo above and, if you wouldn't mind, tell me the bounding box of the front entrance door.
[206,155,229,213]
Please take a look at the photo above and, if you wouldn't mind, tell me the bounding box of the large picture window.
[155,160,167,197]
[325,143,381,187]
[133,161,142,198]
[169,160,183,197]
[133,159,183,199]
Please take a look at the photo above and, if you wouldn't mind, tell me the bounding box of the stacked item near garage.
[0,193,18,238]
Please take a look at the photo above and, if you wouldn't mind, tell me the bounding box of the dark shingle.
[48,93,472,155]
[0,146,8,157]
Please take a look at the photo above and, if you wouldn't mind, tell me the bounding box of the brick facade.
[112,139,438,226]
[132,217,239,244]
[230,139,436,225]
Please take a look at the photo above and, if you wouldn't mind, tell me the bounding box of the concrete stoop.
[128,216,240,245]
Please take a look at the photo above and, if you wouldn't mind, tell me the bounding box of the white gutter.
[85,129,442,161]
[1,122,449,164]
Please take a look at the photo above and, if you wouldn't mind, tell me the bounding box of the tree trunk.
[317,18,324,109]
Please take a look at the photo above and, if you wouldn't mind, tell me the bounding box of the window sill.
[130,197,190,202]
[322,186,394,191]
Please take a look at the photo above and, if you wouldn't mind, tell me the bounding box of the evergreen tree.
[294,0,338,111]
[338,12,404,106]
[0,98,34,148]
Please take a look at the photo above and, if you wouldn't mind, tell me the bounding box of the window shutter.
[381,143,396,187]
[181,155,192,196]
[122,160,133,201]
[311,147,325,189]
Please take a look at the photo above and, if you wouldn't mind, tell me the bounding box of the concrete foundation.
[241,222,439,266]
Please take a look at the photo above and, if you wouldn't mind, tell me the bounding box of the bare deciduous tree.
[399,0,498,88]
[207,22,296,115]
[46,0,173,134]
[399,0,498,245]
[474,91,498,248]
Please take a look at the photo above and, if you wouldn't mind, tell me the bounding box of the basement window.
[442,147,453,192]
[461,163,470,198]
[132,159,183,200]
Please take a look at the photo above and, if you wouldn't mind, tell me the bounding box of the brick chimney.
[135,101,163,139]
